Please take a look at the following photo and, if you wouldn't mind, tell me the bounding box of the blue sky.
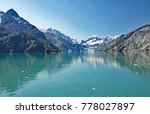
[0,0,150,40]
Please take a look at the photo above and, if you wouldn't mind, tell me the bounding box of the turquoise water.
[0,52,150,97]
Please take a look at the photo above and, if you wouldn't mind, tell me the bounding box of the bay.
[0,52,150,97]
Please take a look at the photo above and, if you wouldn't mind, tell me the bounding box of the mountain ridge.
[0,9,150,53]
[0,9,82,53]
[97,24,150,53]
[0,8,59,52]
[81,35,114,46]
[41,28,81,52]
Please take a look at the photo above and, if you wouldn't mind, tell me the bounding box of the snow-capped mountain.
[47,28,75,44]
[0,8,81,53]
[81,35,114,46]
[1,9,47,40]
[98,24,150,52]
[0,9,59,52]
[40,28,81,52]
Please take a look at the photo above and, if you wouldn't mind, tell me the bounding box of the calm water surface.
[0,52,150,97]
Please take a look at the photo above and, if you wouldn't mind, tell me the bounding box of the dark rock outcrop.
[0,32,58,52]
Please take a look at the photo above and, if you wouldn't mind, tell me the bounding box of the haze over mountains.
[0,9,150,53]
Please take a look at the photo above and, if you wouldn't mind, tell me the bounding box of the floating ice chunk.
[92,88,95,90]
[21,70,24,73]
[134,64,138,66]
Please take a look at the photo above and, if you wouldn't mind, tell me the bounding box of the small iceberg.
[134,64,138,66]
[92,88,95,90]
[136,72,139,75]
[25,77,29,79]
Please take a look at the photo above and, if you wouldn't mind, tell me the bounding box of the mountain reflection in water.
[0,52,150,96]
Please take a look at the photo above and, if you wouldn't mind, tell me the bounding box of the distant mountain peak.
[0,11,5,14]
[47,28,71,40]
[47,28,62,35]
[42,27,81,52]
[81,35,114,46]
[5,8,19,18]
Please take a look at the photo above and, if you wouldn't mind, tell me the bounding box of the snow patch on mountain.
[47,28,70,40]
[40,28,79,44]
[114,35,121,39]
[12,16,28,25]
[40,28,81,52]
[47,28,77,44]
[39,28,47,33]
[81,35,115,46]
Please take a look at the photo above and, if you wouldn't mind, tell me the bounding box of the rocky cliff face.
[98,24,150,53]
[42,28,81,52]
[0,9,59,52]
[0,32,59,52]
